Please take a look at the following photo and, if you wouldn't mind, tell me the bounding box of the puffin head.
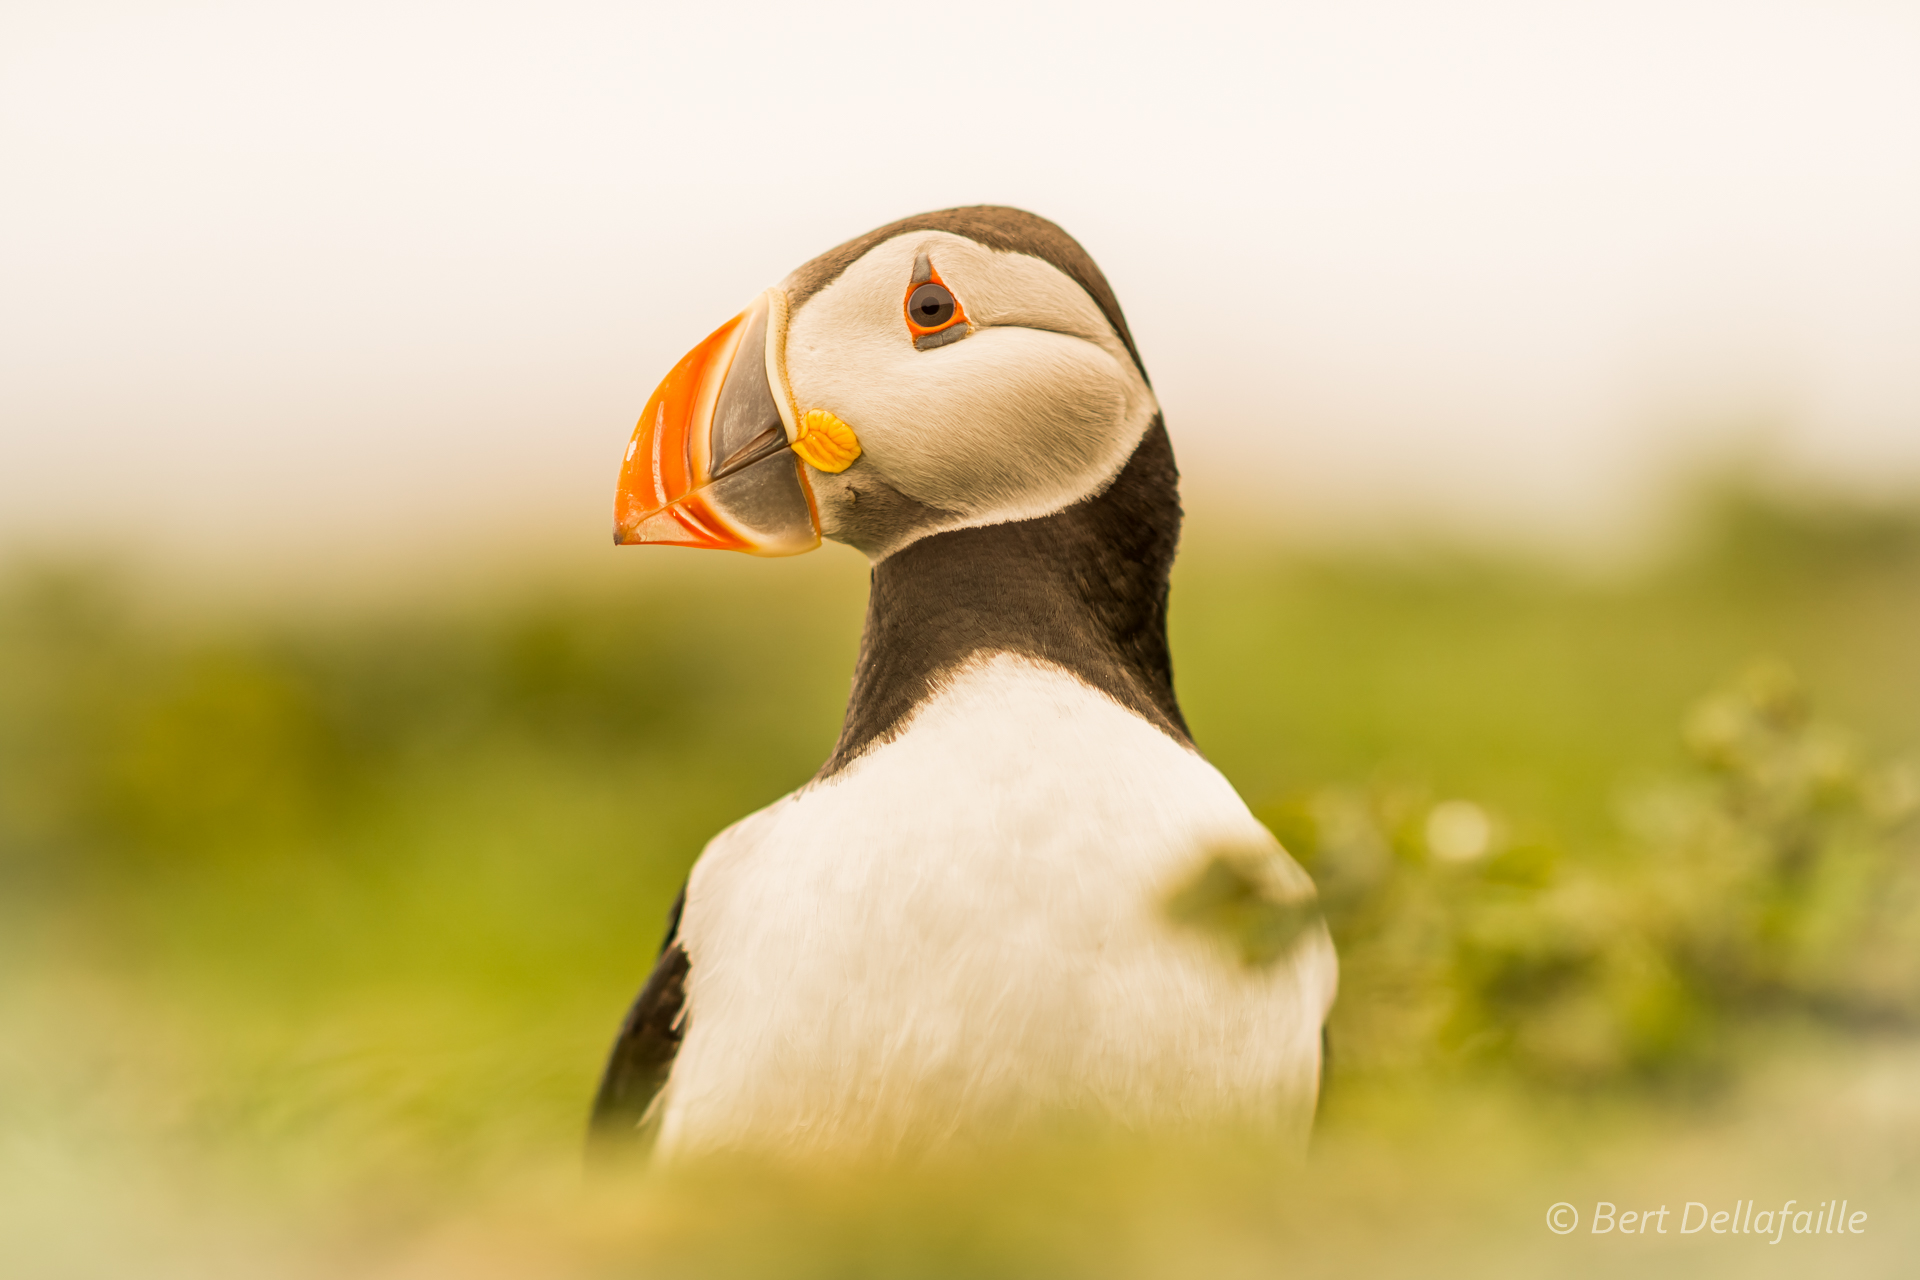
[613,207,1163,562]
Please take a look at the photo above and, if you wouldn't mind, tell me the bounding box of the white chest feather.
[657,655,1336,1159]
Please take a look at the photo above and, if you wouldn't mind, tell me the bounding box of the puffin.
[590,207,1336,1160]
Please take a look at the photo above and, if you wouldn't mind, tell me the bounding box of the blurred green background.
[3,484,1917,1278]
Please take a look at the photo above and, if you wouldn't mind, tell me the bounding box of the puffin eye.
[907,282,957,330]
[902,262,971,350]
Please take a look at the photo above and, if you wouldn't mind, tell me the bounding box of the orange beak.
[613,291,820,555]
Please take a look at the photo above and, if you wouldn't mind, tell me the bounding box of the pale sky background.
[4,0,1919,575]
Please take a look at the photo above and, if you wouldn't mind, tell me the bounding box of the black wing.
[588,885,690,1149]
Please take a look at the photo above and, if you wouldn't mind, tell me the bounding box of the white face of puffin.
[785,231,1158,551]
[612,229,1159,562]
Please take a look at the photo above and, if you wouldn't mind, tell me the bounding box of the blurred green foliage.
[1163,849,1325,968]
[0,564,849,876]
[1262,661,1919,1090]
[3,483,1920,1275]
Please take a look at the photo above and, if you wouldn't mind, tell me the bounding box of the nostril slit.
[712,424,790,480]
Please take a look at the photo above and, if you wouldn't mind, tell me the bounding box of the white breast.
[655,654,1337,1159]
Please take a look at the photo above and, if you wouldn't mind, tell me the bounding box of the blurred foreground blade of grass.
[2,483,1919,1277]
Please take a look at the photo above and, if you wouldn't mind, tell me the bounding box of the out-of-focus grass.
[2,485,1918,1277]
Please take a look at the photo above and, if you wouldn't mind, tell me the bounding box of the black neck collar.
[821,419,1189,777]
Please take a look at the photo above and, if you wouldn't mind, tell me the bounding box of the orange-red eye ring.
[903,263,970,339]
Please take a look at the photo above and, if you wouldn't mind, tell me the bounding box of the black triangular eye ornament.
[904,250,971,351]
